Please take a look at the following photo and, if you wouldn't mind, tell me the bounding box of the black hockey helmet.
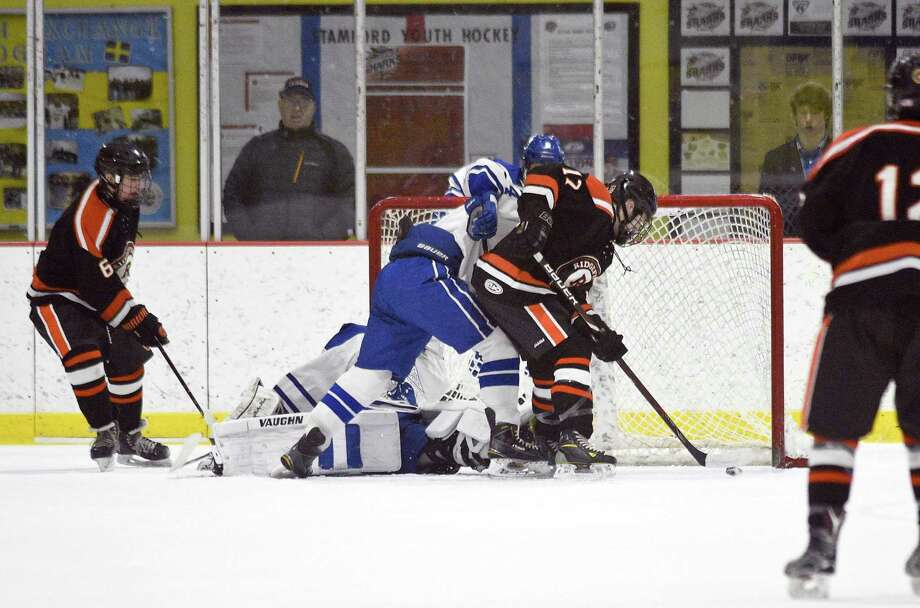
[94,140,151,206]
[886,52,920,121]
[606,170,657,246]
[522,134,565,170]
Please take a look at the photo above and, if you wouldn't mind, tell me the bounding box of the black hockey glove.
[121,305,169,347]
[572,310,627,362]
[511,209,552,257]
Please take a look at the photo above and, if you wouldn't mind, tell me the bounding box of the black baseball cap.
[280,77,314,100]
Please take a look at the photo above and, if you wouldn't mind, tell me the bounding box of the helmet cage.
[607,171,657,247]
[95,142,152,207]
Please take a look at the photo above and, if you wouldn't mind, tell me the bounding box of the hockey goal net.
[368,195,806,467]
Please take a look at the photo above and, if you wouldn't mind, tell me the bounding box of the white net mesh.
[370,197,799,466]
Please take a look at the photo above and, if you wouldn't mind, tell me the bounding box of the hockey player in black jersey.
[784,53,920,598]
[27,141,171,471]
[471,135,657,473]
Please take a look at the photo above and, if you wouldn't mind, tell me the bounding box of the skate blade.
[270,464,297,479]
[93,455,115,472]
[553,463,616,479]
[116,454,172,468]
[487,458,555,478]
[787,574,830,599]
[911,577,920,597]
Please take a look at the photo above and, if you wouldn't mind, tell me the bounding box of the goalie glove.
[511,209,553,257]
[572,308,627,362]
[121,305,168,347]
[464,193,498,241]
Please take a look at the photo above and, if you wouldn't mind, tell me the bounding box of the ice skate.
[116,421,171,466]
[279,426,327,478]
[487,423,553,477]
[553,429,617,477]
[90,423,117,472]
[785,506,844,599]
[906,542,920,596]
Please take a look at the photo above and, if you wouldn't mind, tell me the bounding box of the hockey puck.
[725,466,741,476]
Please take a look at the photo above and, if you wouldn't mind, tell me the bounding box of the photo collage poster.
[43,10,174,226]
[0,12,27,229]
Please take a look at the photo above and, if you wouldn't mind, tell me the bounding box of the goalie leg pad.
[213,410,402,477]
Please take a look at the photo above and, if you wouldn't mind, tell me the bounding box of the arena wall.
[0,242,900,442]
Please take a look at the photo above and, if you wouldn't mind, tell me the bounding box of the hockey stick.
[532,252,712,467]
[156,343,224,475]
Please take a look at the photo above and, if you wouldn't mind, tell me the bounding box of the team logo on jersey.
[112,241,135,282]
[792,0,810,15]
[685,52,726,83]
[739,2,780,31]
[685,2,726,32]
[484,279,503,295]
[848,2,887,32]
[913,67,920,85]
[902,3,920,33]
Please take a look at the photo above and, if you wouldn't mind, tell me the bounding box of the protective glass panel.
[41,5,181,240]
[0,4,28,241]
[670,0,911,239]
[218,4,357,241]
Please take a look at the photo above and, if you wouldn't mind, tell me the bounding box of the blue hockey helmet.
[522,134,565,170]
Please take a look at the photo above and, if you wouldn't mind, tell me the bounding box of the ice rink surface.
[1,443,918,608]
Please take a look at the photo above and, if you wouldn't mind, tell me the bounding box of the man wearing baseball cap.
[223,76,355,240]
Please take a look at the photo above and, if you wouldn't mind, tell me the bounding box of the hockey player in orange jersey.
[784,53,920,599]
[28,141,170,471]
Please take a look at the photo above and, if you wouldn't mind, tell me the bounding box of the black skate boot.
[279,426,327,478]
[116,421,171,466]
[785,506,845,599]
[488,422,552,476]
[90,422,117,472]
[553,429,617,477]
[906,541,920,596]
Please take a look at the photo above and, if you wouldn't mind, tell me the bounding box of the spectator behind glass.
[758,81,831,237]
[223,77,355,240]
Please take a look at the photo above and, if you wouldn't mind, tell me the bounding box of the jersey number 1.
[875,164,920,220]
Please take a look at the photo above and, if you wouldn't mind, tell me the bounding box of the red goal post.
[368,194,804,467]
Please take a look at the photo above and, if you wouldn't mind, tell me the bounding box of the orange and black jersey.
[800,120,920,311]
[476,163,615,305]
[28,180,140,327]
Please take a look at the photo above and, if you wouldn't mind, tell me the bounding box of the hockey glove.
[572,309,627,362]
[464,193,498,241]
[511,210,553,257]
[121,305,169,347]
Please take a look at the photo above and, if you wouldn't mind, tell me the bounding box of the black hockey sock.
[807,436,857,513]
[905,434,920,524]
[551,355,594,437]
[530,374,559,440]
[62,347,112,429]
[109,366,144,431]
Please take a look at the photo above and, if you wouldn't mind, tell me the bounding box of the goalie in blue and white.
[277,150,542,478]
[205,323,496,477]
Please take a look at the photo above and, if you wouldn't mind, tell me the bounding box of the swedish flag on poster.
[43,10,174,227]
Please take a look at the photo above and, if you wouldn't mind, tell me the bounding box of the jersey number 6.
[98,258,114,278]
